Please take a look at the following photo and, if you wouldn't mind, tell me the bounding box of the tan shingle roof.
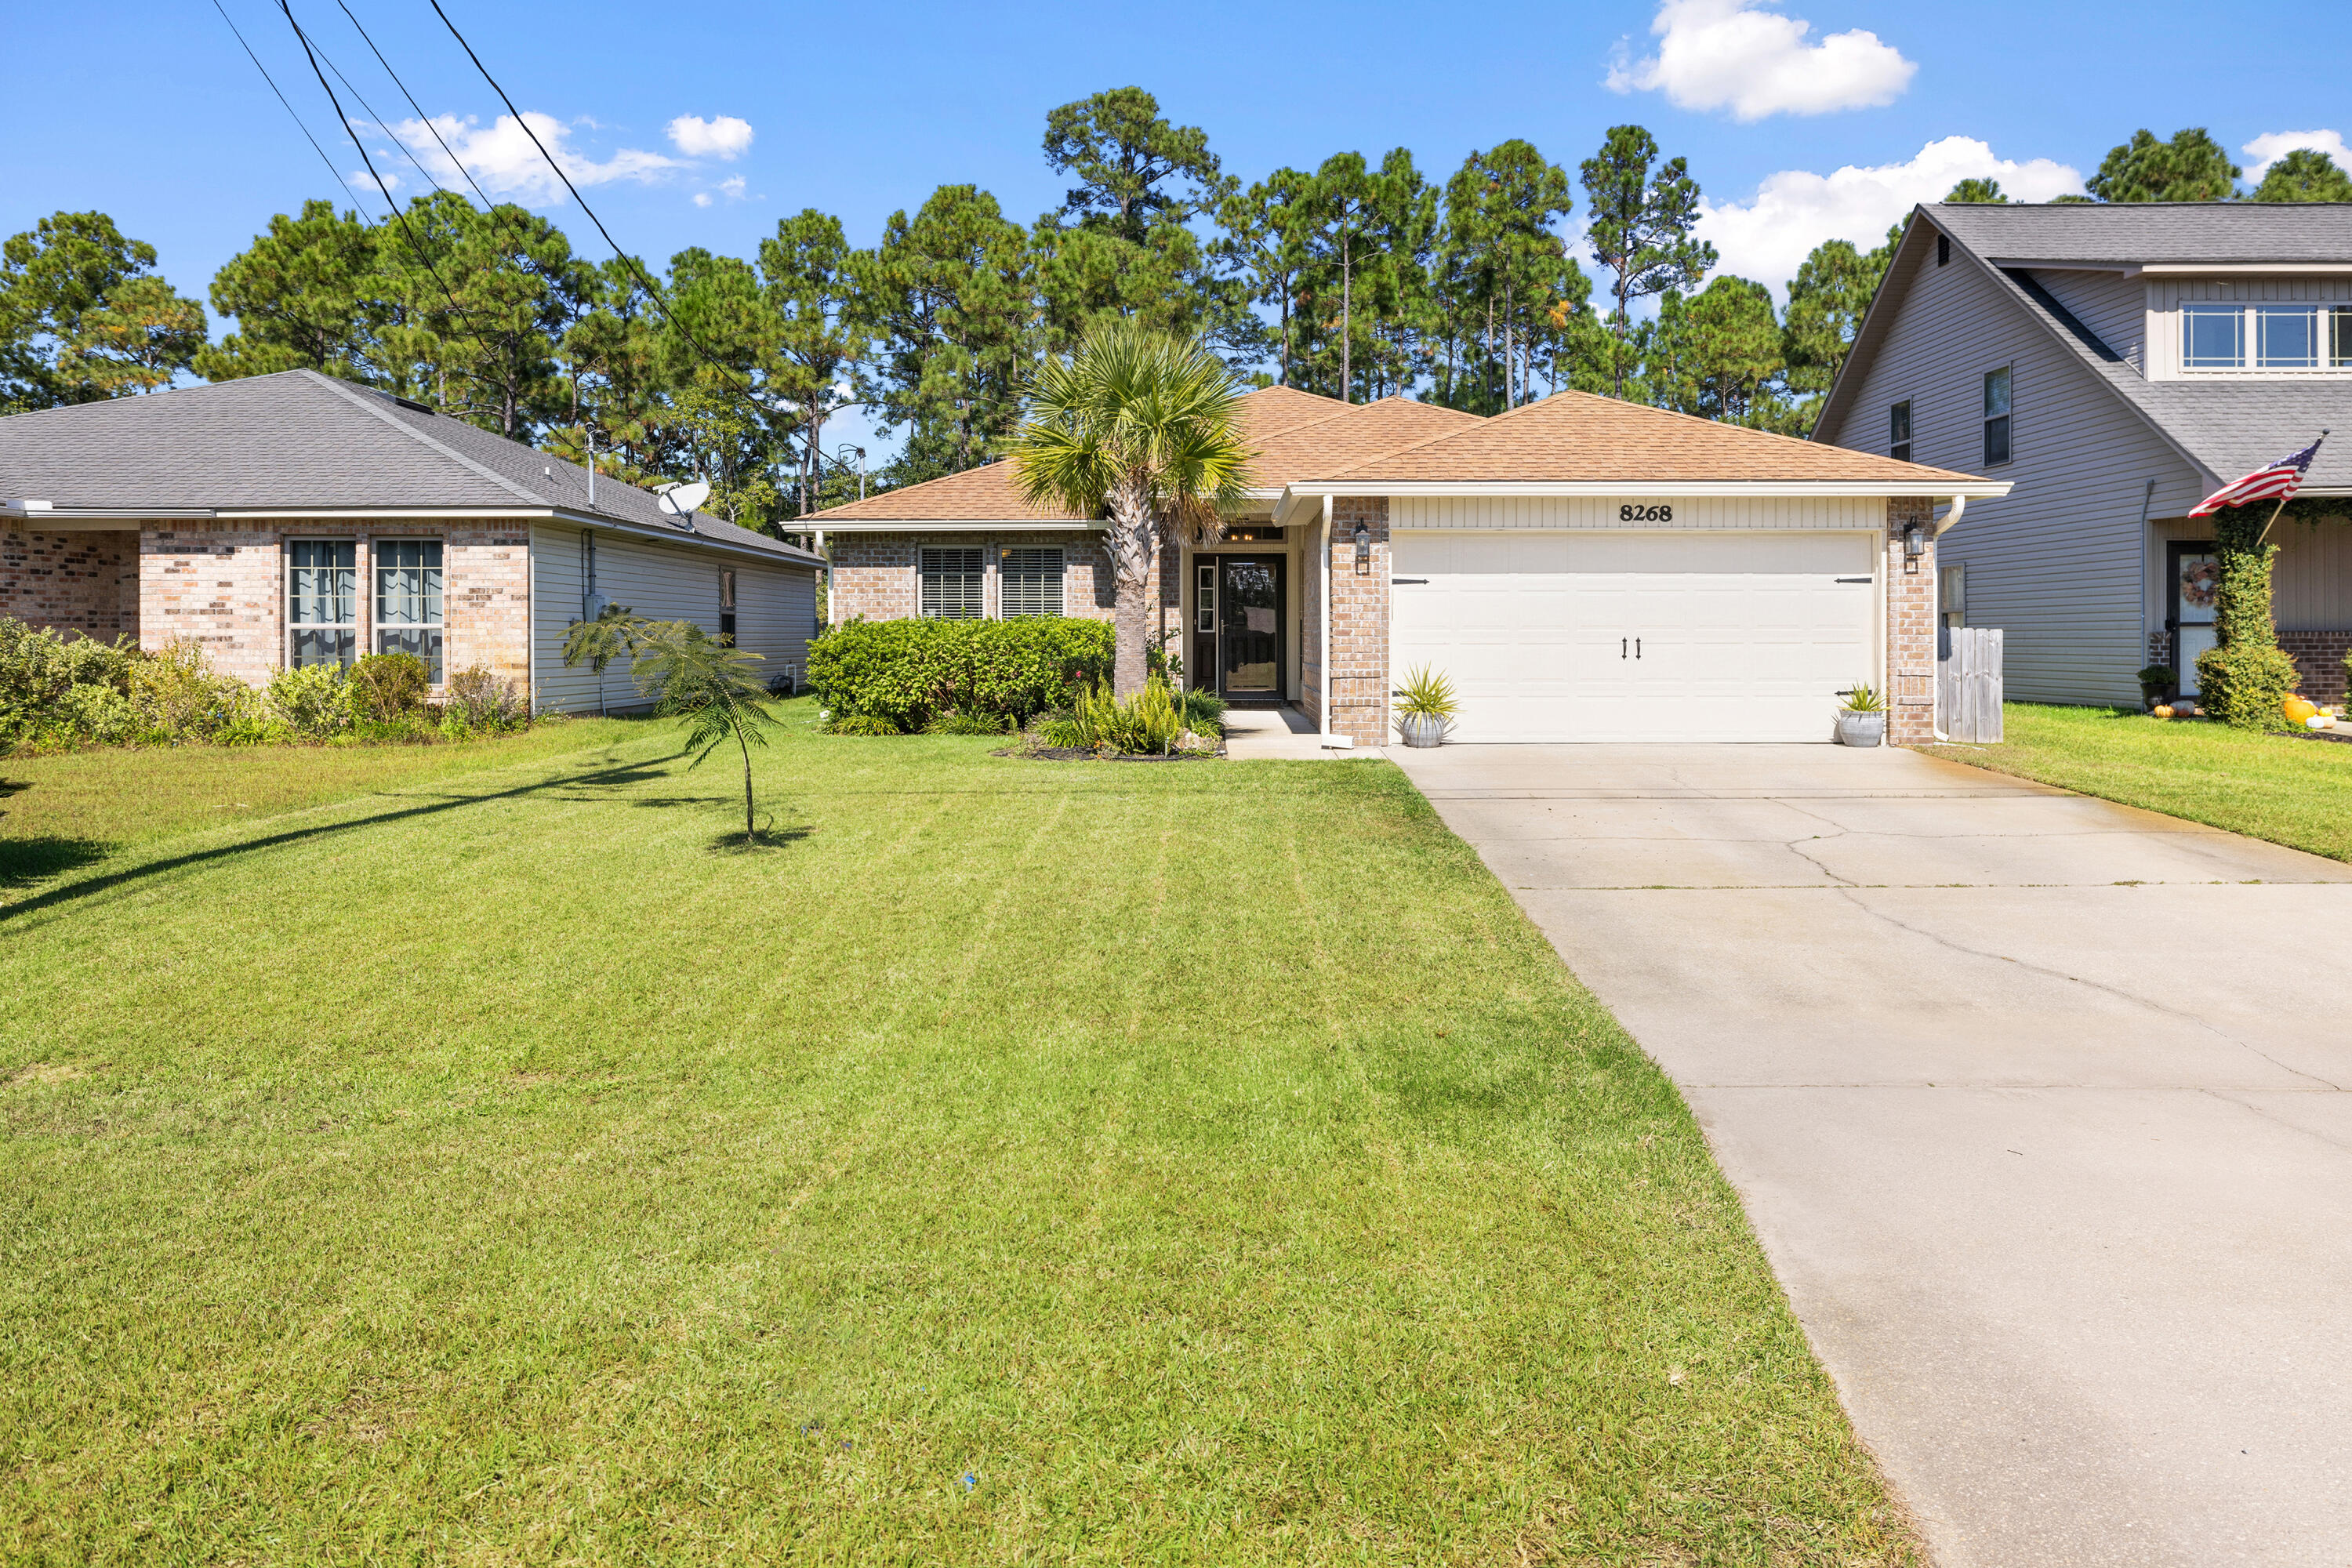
[808,383,1351,521]
[1323,390,1984,485]
[1246,397,1486,487]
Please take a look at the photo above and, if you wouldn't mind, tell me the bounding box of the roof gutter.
[1280,479,2013,500]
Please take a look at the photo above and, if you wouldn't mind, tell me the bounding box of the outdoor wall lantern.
[1902,520,1926,574]
[1353,521,1373,575]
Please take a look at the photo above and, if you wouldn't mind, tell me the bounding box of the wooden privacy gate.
[1938,627,2004,742]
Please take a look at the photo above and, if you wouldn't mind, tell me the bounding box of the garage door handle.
[1621,637,1628,659]
[1391,576,1428,584]
[1635,637,1642,659]
[1835,575,1871,583]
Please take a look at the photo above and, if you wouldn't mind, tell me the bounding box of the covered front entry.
[1190,554,1287,701]
[1389,530,1878,742]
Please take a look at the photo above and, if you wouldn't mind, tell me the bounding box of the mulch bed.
[992,746,1224,763]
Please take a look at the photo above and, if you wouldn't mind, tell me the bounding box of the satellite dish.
[658,479,712,517]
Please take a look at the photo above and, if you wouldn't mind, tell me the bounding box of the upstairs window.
[918,546,983,619]
[375,539,445,680]
[998,547,1065,618]
[1982,368,2013,467]
[288,539,356,669]
[2183,303,2352,371]
[1889,401,1912,463]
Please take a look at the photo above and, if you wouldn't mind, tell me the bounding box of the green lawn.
[0,717,649,892]
[2,702,1917,1565]
[1924,702,2352,863]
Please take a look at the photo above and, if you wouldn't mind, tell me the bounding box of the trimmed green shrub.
[2,619,137,749]
[267,663,353,739]
[808,617,1112,731]
[2194,643,2300,729]
[824,713,903,736]
[347,652,430,724]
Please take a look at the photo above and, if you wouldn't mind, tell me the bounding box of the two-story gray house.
[1816,203,2352,705]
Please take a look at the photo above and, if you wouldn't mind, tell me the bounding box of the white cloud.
[382,112,682,206]
[349,168,398,195]
[716,175,746,198]
[1607,0,1917,120]
[668,114,754,160]
[692,191,712,208]
[2242,129,2350,182]
[1696,136,2084,293]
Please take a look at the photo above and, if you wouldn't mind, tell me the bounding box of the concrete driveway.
[1388,742,2352,1568]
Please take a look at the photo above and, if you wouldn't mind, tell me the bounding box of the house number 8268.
[1618,503,1672,522]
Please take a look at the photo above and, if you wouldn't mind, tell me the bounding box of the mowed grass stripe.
[1,700,1918,1564]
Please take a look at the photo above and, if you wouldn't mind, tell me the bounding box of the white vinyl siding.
[2034,269,2148,371]
[1390,495,1887,530]
[1817,227,2206,706]
[529,524,818,713]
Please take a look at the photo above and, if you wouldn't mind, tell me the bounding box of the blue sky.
[6,0,2345,456]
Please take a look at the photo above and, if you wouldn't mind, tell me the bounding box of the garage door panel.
[1390,530,1876,743]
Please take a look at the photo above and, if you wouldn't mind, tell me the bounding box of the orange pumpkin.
[2285,695,2319,724]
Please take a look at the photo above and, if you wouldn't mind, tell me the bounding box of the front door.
[2170,543,2219,696]
[1217,555,1283,698]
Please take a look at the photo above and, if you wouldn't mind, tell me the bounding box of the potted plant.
[1835,681,1886,746]
[2136,664,2177,711]
[1392,666,1458,748]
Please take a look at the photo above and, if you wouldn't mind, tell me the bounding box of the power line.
[274,0,491,361]
[334,0,505,216]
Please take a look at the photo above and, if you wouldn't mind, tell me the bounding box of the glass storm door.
[1218,556,1283,696]
[2172,544,2218,697]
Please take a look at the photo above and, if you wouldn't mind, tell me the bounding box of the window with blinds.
[919,547,984,619]
[999,547,1065,618]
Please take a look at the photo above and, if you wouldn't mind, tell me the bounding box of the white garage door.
[1390,530,1878,742]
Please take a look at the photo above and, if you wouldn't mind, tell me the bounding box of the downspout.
[1931,494,1967,742]
[1319,495,1334,739]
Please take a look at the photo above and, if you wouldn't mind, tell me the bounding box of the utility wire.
[335,0,506,217]
[275,0,491,361]
[423,0,868,509]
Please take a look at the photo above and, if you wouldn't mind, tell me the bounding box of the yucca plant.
[1840,681,1885,713]
[1393,666,1460,720]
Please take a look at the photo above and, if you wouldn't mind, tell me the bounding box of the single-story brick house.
[808,387,2009,744]
[0,368,822,710]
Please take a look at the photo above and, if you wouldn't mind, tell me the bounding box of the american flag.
[2189,433,2328,517]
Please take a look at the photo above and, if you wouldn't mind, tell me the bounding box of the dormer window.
[2182,303,2352,372]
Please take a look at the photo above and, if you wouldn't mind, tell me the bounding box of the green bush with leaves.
[2194,644,2300,729]
[347,652,430,725]
[129,639,258,742]
[808,616,1112,731]
[2,619,136,749]
[265,662,353,739]
[442,666,528,735]
[1039,677,1208,755]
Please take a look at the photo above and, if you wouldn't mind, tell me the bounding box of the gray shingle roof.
[1929,201,2352,266]
[0,368,818,564]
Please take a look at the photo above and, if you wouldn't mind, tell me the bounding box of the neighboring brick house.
[0,369,822,711]
[1815,202,2352,706]
[809,387,2005,746]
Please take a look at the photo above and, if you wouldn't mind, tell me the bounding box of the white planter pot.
[1396,712,1449,749]
[1835,711,1886,747]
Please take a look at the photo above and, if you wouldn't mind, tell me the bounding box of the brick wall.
[1323,497,1390,746]
[2281,630,2352,706]
[826,531,1115,625]
[1,528,138,638]
[1887,497,1938,746]
[141,520,531,688]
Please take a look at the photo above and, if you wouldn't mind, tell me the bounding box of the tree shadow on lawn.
[0,754,686,920]
[704,822,813,854]
[0,836,114,891]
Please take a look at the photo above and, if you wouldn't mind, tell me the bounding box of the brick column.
[1886,496,1938,746]
[1324,496,1391,746]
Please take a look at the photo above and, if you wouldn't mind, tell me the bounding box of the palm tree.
[561,603,649,716]
[1009,320,1253,695]
[630,622,782,842]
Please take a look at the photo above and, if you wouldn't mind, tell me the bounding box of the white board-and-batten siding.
[529,522,817,713]
[1390,495,1886,530]
[1819,234,2205,706]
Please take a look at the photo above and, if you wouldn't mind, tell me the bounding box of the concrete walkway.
[1388,742,2352,1568]
[1219,704,1373,760]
